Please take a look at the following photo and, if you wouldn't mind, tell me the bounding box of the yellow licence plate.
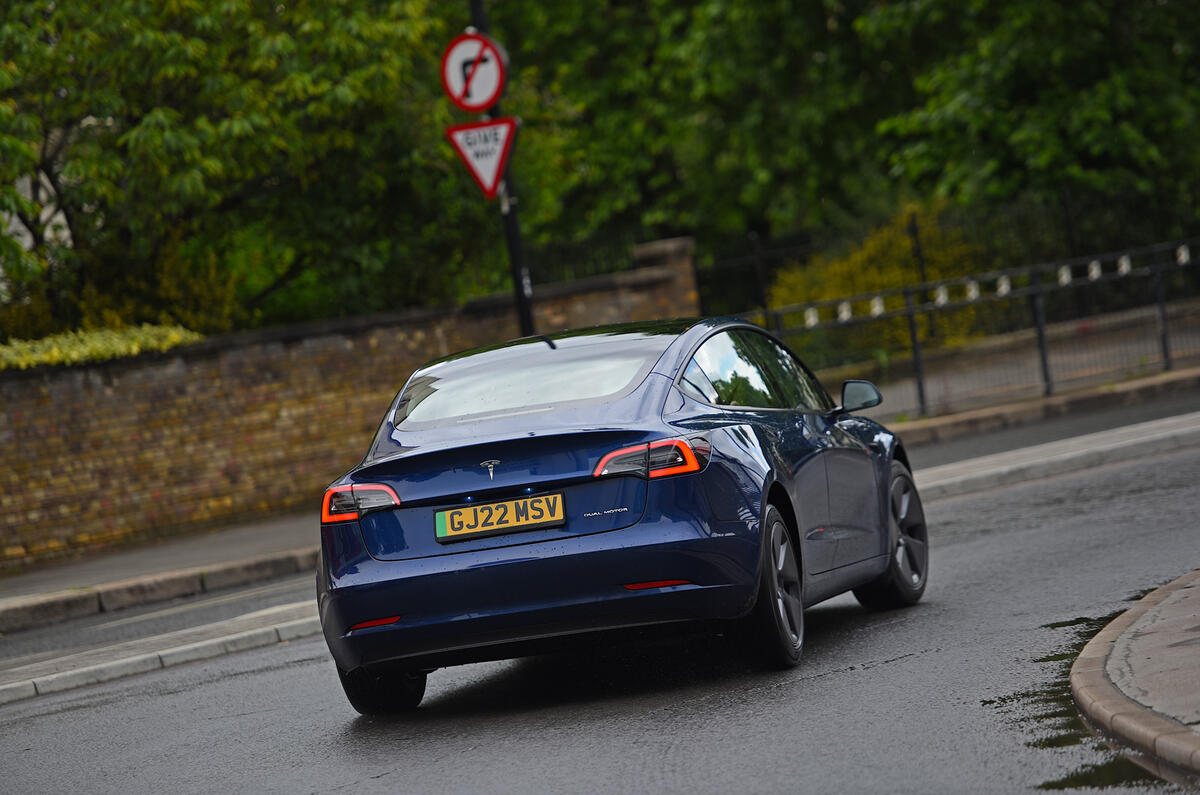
[435,493,565,542]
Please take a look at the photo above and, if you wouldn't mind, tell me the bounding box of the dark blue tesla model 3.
[318,318,929,713]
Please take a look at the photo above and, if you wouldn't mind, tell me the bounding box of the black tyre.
[853,460,930,611]
[337,665,427,715]
[751,504,804,668]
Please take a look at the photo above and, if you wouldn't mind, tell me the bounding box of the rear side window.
[678,358,719,403]
[688,331,784,408]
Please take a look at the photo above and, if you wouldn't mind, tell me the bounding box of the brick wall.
[0,238,697,567]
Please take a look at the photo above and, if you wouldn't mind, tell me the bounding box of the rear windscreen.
[390,336,672,429]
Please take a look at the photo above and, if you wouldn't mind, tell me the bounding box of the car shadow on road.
[343,600,897,731]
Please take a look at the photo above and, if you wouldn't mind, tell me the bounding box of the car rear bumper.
[318,517,760,672]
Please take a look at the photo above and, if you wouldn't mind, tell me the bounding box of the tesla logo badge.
[480,459,500,480]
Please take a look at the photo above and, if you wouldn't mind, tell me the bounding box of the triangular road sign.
[446,117,517,200]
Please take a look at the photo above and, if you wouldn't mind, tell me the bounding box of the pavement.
[1070,570,1200,787]
[0,372,1198,784]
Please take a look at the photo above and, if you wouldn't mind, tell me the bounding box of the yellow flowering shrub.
[770,203,987,367]
[0,324,203,371]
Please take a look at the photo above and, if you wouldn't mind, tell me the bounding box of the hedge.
[0,324,203,371]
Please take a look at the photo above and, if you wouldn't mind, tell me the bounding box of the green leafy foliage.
[0,324,202,370]
[2,0,1200,344]
[771,204,985,365]
[0,0,502,338]
[491,0,907,243]
[857,0,1200,212]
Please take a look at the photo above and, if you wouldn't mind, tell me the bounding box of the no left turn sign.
[441,32,507,113]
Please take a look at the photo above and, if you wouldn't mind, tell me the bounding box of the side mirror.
[840,380,882,413]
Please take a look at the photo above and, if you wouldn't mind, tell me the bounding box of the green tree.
[858,0,1200,221]
[0,0,505,337]
[490,0,912,246]
[7,0,1199,343]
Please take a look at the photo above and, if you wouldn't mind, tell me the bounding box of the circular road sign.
[441,32,508,114]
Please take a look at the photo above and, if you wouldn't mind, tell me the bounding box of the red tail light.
[593,444,650,478]
[647,439,701,478]
[321,484,400,523]
[593,438,706,479]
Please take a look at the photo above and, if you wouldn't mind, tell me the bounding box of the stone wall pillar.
[631,237,699,316]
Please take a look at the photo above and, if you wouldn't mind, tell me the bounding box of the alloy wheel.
[770,520,804,646]
[889,474,929,589]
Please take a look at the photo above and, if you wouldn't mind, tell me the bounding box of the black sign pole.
[469,0,535,337]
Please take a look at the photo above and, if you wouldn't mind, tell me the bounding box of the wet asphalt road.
[4,445,1199,793]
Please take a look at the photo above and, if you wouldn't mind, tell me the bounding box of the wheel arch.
[765,480,801,551]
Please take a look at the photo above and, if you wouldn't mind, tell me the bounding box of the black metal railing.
[524,233,642,284]
[693,233,824,319]
[760,240,1200,418]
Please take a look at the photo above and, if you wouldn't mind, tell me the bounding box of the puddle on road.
[983,612,1168,791]
[1040,761,1170,791]
[1123,587,1158,603]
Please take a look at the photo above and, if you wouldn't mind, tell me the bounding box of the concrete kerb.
[0,590,101,634]
[0,615,322,707]
[0,547,318,635]
[1070,569,1200,782]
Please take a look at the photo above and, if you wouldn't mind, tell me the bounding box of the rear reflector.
[622,580,692,590]
[349,615,402,631]
[321,483,400,523]
[593,438,705,479]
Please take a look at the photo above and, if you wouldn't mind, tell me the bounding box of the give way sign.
[445,117,517,200]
